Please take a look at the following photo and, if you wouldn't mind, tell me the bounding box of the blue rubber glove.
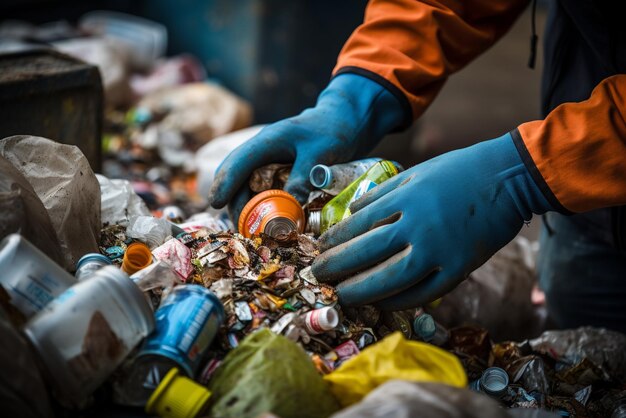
[311,133,554,310]
[209,73,406,224]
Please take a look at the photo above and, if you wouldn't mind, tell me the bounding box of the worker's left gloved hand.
[311,133,554,310]
[209,73,406,224]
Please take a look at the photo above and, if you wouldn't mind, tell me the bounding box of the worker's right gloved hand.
[209,73,406,225]
[312,133,555,310]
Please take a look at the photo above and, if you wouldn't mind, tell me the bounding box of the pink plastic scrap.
[152,238,193,280]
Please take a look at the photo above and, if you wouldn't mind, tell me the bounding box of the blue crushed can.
[139,284,225,377]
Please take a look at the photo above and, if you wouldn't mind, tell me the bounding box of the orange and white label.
[246,202,272,234]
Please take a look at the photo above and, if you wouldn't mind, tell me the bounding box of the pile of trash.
[2,9,626,409]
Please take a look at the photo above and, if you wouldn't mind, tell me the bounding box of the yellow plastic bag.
[323,332,467,407]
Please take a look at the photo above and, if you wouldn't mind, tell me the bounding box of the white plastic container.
[301,307,339,335]
[0,234,76,319]
[24,265,155,407]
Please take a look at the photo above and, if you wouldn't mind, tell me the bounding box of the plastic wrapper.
[0,136,100,270]
[0,306,53,418]
[152,238,194,281]
[324,332,467,407]
[330,380,543,418]
[97,174,150,227]
[511,356,550,398]
[432,236,546,341]
[0,155,64,266]
[208,329,340,418]
[528,327,626,383]
[130,260,180,309]
[126,215,172,249]
[180,210,233,233]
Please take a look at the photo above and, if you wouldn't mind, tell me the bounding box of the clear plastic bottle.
[23,266,154,407]
[320,160,398,233]
[0,234,76,321]
[309,158,382,195]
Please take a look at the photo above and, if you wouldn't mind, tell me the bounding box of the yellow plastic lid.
[146,368,211,418]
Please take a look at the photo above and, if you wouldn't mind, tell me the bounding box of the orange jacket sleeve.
[513,75,626,213]
[334,0,529,123]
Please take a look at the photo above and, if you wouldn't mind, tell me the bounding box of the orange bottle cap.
[238,190,305,238]
[121,242,153,275]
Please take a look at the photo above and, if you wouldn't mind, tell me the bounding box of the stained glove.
[311,133,554,310]
[209,73,406,224]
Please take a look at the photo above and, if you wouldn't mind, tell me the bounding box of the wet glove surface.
[209,73,405,224]
[312,133,553,310]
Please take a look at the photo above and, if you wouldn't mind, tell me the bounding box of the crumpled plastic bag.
[528,327,626,383]
[208,329,340,418]
[323,332,467,407]
[126,215,172,249]
[0,136,100,270]
[330,380,559,418]
[97,174,150,227]
[0,155,64,266]
[432,236,546,341]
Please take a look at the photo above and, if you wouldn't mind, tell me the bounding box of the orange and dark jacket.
[333,0,626,214]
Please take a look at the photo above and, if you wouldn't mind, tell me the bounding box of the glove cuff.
[494,133,556,217]
[510,128,571,215]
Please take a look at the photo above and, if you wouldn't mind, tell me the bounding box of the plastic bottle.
[238,189,305,238]
[122,242,153,275]
[413,310,450,346]
[301,307,339,335]
[309,158,382,195]
[470,367,510,398]
[320,160,399,233]
[75,253,112,281]
[24,266,154,407]
[0,234,76,321]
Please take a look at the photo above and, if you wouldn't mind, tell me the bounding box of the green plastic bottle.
[320,160,398,233]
